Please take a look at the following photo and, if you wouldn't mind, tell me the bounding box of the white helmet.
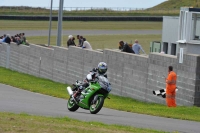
[97,62,107,75]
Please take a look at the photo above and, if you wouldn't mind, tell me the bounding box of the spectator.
[72,37,76,45]
[67,35,76,47]
[11,36,17,43]
[0,36,3,42]
[21,33,26,44]
[16,36,22,45]
[77,35,84,47]
[132,39,146,55]
[119,41,135,54]
[19,33,24,44]
[79,35,84,47]
[5,34,11,44]
[0,33,29,45]
[119,40,124,50]
[165,66,177,107]
[1,34,6,42]
[82,38,92,50]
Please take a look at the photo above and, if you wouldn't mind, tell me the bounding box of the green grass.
[151,0,200,9]
[0,112,167,133]
[27,34,161,54]
[0,67,68,99]
[0,20,162,30]
[0,20,162,54]
[3,0,200,17]
[0,67,200,122]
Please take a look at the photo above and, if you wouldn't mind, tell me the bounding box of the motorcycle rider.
[73,62,108,98]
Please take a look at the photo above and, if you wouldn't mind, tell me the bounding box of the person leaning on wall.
[5,34,11,44]
[82,38,92,50]
[119,41,135,54]
[77,35,84,47]
[67,35,76,48]
[165,66,177,107]
[132,39,146,55]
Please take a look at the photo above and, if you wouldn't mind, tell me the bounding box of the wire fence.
[1,6,150,11]
[0,6,180,11]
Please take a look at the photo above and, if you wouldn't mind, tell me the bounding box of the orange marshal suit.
[166,71,177,107]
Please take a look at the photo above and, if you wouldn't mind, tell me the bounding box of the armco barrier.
[0,15,163,21]
[0,42,200,106]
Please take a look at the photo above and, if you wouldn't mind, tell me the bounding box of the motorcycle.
[66,74,111,114]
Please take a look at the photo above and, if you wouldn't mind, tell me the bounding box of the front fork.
[92,95,99,104]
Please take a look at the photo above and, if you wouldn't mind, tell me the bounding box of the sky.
[1,0,167,8]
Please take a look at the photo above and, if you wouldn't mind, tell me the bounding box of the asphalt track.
[0,30,162,36]
[0,83,200,133]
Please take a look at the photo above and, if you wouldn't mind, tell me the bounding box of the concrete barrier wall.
[18,44,30,73]
[177,54,200,106]
[28,44,42,77]
[66,47,85,84]
[103,50,122,96]
[52,46,68,84]
[83,48,103,77]
[39,47,54,79]
[0,43,2,67]
[0,43,7,67]
[9,43,20,71]
[66,47,104,85]
[103,50,149,100]
[146,53,177,104]
[0,43,200,106]
[195,56,200,106]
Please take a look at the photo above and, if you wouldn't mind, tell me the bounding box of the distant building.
[162,7,200,55]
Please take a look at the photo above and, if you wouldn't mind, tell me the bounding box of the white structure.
[162,16,179,55]
[162,7,200,55]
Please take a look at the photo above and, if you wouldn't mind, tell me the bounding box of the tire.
[67,97,79,112]
[90,96,104,114]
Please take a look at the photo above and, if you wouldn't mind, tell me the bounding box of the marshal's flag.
[153,88,178,98]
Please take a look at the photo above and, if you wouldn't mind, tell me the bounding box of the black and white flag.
[153,88,178,98]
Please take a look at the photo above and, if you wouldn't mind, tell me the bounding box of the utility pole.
[48,0,53,46]
[56,0,64,46]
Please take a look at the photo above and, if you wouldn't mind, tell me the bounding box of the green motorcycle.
[66,75,111,114]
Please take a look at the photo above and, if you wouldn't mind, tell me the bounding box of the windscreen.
[98,76,111,92]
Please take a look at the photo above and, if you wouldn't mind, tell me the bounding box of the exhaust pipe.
[67,86,73,96]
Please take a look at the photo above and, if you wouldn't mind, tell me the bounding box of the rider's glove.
[79,86,83,90]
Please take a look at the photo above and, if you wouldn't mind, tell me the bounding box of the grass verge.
[0,20,162,30]
[0,7,180,16]
[0,67,200,122]
[0,112,167,133]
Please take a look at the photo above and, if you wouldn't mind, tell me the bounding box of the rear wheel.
[90,96,104,114]
[67,97,79,112]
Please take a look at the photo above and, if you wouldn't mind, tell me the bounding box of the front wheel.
[90,96,104,114]
[67,97,79,112]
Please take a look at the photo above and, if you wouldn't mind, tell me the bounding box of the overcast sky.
[1,0,167,8]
